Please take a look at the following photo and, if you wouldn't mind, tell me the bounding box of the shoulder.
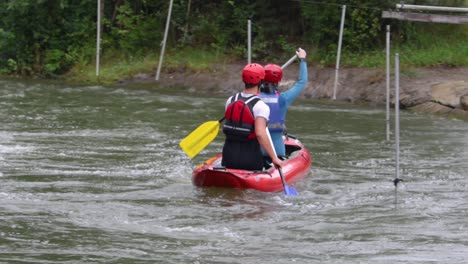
[252,100,269,119]
[254,98,267,108]
[227,93,238,101]
[227,92,242,103]
[225,94,236,109]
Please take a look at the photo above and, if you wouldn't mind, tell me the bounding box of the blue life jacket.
[259,92,284,133]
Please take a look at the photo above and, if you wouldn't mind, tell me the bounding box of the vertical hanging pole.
[333,5,346,100]
[247,20,252,64]
[386,25,391,141]
[394,53,401,189]
[155,0,174,81]
[96,0,101,77]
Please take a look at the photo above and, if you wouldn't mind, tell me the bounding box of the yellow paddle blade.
[179,120,221,158]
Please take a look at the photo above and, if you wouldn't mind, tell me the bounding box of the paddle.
[265,128,298,196]
[281,54,298,69]
[179,54,298,158]
[179,117,225,159]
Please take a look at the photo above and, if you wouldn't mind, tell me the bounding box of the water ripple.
[1,81,467,263]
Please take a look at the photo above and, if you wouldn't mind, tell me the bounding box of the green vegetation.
[65,47,230,85]
[0,0,467,85]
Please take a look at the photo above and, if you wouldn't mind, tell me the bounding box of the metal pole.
[396,4,468,12]
[155,0,174,81]
[248,20,251,64]
[96,0,101,77]
[386,25,391,141]
[394,53,400,186]
[333,5,346,100]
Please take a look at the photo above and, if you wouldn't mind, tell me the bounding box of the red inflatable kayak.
[192,135,311,192]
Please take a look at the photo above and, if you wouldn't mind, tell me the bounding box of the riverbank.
[120,61,468,121]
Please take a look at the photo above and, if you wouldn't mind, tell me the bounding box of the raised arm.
[282,48,308,108]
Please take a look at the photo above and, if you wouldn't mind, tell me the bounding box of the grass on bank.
[66,36,468,85]
[340,29,468,68]
[65,48,230,86]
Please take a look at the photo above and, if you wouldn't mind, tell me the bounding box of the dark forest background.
[0,0,467,78]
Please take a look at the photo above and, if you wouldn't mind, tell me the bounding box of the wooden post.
[396,4,468,12]
[382,11,468,24]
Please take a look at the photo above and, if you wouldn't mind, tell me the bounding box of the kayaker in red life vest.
[221,63,283,171]
[260,48,308,158]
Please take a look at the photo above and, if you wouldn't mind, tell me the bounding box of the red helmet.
[242,63,265,84]
[264,64,283,83]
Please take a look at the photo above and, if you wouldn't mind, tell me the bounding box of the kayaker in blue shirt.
[260,48,308,158]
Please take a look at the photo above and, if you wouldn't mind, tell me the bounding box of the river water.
[1,80,467,263]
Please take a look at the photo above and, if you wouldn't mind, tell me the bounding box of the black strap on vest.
[228,93,260,121]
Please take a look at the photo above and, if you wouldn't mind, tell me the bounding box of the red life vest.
[222,93,260,141]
